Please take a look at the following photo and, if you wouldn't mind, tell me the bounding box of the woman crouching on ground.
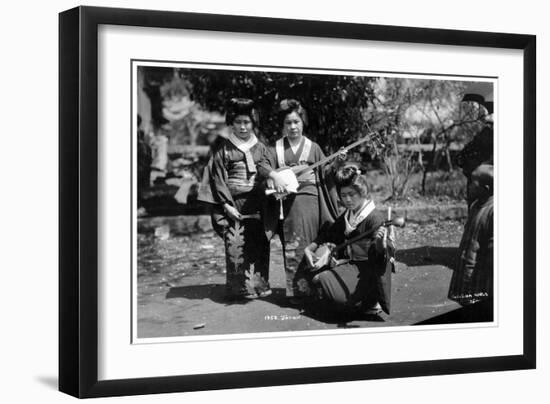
[304,165,392,316]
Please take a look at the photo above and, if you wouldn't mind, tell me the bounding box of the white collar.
[228,132,258,152]
[228,132,258,173]
[344,200,375,235]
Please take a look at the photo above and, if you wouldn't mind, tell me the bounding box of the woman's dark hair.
[225,98,259,127]
[334,165,369,198]
[471,164,494,194]
[278,98,308,127]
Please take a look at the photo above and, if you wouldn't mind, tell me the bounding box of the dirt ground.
[136,216,468,338]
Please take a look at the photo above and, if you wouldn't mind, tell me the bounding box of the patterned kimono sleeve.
[209,145,234,206]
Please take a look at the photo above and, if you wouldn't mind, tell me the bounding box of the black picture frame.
[59,5,536,398]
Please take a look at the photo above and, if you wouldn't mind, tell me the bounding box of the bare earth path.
[137,216,464,338]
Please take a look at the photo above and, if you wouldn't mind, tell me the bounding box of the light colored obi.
[227,160,256,195]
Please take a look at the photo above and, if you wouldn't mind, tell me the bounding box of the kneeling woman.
[304,166,392,315]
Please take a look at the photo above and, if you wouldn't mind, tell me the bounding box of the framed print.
[59,5,536,398]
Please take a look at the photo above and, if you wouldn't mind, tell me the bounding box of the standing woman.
[209,98,273,300]
[265,99,342,303]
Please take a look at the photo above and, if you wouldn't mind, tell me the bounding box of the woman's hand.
[268,171,287,193]
[304,243,318,269]
[336,147,348,162]
[329,148,347,171]
[223,204,242,221]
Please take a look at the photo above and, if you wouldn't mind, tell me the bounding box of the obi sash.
[226,159,255,194]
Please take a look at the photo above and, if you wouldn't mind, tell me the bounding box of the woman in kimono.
[448,164,493,310]
[303,166,391,316]
[209,98,273,300]
[264,99,342,304]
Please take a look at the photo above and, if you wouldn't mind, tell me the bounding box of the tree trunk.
[421,140,438,194]
[445,148,453,171]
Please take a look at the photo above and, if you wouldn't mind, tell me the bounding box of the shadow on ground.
[397,246,457,269]
[166,284,292,307]
[300,301,386,326]
[414,300,493,325]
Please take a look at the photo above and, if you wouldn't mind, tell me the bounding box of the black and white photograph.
[2,0,547,401]
[134,62,495,339]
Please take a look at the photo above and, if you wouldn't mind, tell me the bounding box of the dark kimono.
[448,196,493,306]
[457,125,493,207]
[313,209,392,314]
[263,136,341,297]
[210,138,273,299]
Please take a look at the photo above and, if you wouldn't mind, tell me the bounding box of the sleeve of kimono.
[316,144,326,161]
[483,207,494,272]
[310,143,342,221]
[462,229,481,280]
[209,145,235,206]
[256,143,275,179]
[314,215,343,245]
[312,142,344,176]
[365,212,387,265]
[311,143,326,167]
[312,143,343,199]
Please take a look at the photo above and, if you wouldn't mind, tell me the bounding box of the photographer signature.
[264,314,302,321]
